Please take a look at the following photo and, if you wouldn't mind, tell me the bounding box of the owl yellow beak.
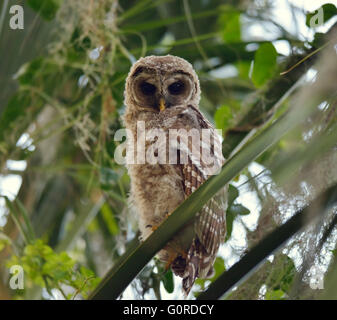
[159,98,166,112]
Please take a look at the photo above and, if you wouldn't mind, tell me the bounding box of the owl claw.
[147,213,171,232]
[164,211,171,218]
[146,224,159,232]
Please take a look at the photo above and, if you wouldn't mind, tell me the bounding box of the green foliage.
[161,269,174,294]
[100,203,119,235]
[0,92,32,143]
[214,105,232,130]
[265,289,286,300]
[194,257,226,294]
[16,58,58,87]
[264,255,296,300]
[27,0,64,21]
[6,239,100,299]
[218,5,241,43]
[225,184,250,240]
[0,236,10,253]
[4,196,35,245]
[228,203,250,216]
[268,255,296,293]
[251,43,278,87]
[227,184,239,206]
[311,32,326,49]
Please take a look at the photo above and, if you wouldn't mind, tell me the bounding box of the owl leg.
[164,251,178,271]
[166,242,187,260]
[163,245,187,271]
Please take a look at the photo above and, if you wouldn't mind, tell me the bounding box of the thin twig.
[280,42,330,76]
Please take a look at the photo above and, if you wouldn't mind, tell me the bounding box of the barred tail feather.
[181,237,215,297]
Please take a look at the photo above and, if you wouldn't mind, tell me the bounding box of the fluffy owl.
[123,55,227,296]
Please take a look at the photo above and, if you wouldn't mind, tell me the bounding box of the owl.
[123,55,227,296]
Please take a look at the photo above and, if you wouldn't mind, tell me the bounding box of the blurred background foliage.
[0,0,336,299]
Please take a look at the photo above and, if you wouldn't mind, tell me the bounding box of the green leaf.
[312,32,326,48]
[267,255,296,293]
[218,6,241,43]
[161,270,174,294]
[265,289,286,300]
[0,92,31,142]
[227,184,239,207]
[225,185,250,239]
[0,238,9,252]
[80,266,95,278]
[214,105,232,130]
[27,0,63,21]
[306,3,337,28]
[225,209,235,241]
[14,198,36,241]
[211,257,226,281]
[236,61,251,79]
[4,196,32,244]
[16,58,43,85]
[71,27,92,52]
[251,42,278,87]
[229,203,250,216]
[15,58,59,86]
[100,203,119,235]
[195,257,226,294]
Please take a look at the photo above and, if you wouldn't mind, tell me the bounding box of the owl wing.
[177,105,227,296]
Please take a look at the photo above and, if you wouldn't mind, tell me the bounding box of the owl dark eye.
[140,82,156,95]
[168,81,185,95]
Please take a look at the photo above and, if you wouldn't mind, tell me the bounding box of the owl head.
[124,55,200,122]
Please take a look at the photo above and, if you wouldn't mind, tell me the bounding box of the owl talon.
[148,213,171,233]
[146,224,159,232]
